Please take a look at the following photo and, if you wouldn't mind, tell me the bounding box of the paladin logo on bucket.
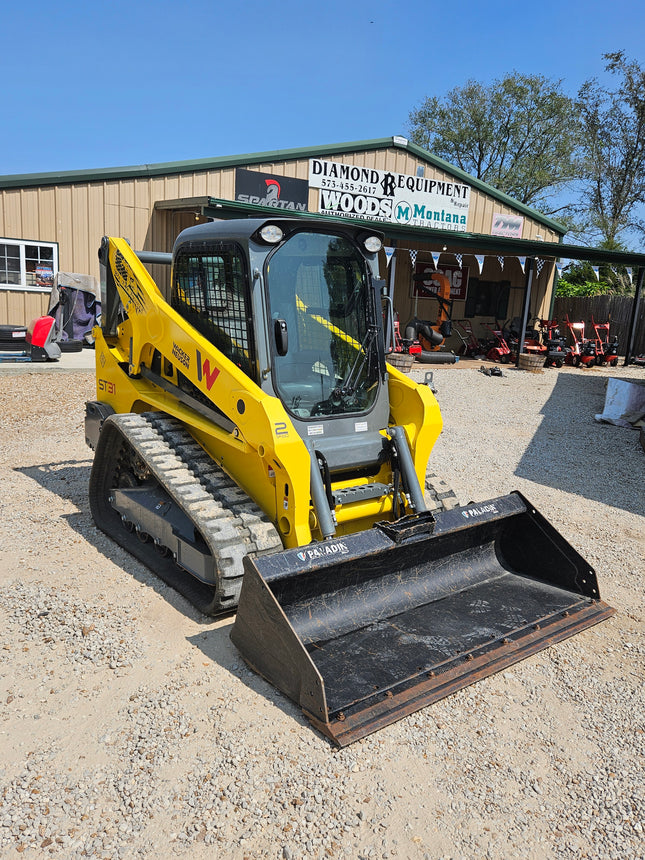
[462,504,499,519]
[296,542,350,562]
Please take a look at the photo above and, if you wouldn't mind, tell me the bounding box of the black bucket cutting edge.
[230,492,615,747]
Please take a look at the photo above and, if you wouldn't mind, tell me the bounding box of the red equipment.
[392,313,421,357]
[404,271,457,364]
[406,271,453,351]
[539,319,567,368]
[563,315,596,367]
[591,315,619,366]
[482,320,512,363]
[453,319,484,357]
[0,316,61,363]
[503,317,547,363]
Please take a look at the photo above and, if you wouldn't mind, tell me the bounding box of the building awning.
[155,196,645,267]
[155,196,645,364]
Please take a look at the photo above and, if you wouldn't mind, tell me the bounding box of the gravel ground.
[0,361,643,859]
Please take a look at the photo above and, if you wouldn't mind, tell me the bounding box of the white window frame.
[0,237,59,293]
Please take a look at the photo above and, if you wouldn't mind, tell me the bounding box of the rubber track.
[424,472,460,513]
[89,412,282,615]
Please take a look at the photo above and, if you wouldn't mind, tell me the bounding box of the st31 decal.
[98,379,116,395]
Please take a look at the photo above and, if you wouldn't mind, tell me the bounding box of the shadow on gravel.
[514,373,644,516]
[16,460,211,624]
[17,458,312,731]
[186,629,321,740]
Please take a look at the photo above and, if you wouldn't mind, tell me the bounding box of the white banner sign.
[309,159,471,231]
[491,213,524,238]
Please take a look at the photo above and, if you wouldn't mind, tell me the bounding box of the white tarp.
[594,378,645,428]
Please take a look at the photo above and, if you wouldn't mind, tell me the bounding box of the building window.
[0,239,58,291]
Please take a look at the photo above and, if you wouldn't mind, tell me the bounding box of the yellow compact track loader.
[86,217,613,746]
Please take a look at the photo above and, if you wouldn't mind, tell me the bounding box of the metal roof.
[0,136,565,234]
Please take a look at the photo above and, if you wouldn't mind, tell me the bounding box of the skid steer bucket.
[231,493,614,746]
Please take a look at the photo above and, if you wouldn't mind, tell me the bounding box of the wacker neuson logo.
[297,542,349,562]
[462,504,499,519]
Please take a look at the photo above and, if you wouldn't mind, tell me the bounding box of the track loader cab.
[168,219,430,539]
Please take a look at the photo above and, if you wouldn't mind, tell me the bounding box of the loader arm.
[94,237,315,547]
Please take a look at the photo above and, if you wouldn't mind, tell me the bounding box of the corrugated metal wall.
[0,146,558,326]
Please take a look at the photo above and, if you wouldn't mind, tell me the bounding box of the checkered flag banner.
[409,249,417,267]
[497,255,504,271]
[455,253,462,268]
[536,259,545,276]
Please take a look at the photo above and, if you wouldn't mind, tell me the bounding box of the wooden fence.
[553,295,645,357]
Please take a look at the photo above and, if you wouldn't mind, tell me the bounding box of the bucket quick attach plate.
[230,492,614,746]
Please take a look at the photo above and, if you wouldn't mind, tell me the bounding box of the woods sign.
[309,159,471,231]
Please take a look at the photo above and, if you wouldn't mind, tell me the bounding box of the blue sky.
[1,0,644,176]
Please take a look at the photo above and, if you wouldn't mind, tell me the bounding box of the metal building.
[0,137,567,343]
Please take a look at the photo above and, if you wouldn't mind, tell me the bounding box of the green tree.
[556,261,609,296]
[407,73,581,213]
[576,52,645,246]
[555,255,633,296]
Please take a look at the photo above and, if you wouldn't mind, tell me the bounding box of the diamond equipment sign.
[309,158,471,231]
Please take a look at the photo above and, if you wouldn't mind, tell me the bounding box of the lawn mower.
[591,316,619,367]
[0,317,61,363]
[453,319,485,357]
[503,317,548,364]
[538,319,568,368]
[563,315,597,367]
[482,320,512,363]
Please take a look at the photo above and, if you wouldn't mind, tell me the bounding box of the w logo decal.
[196,350,220,391]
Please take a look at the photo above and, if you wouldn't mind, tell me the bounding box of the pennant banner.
[592,266,600,281]
[431,251,441,268]
[626,267,633,283]
[475,255,485,275]
[518,256,526,274]
[556,259,569,277]
[384,247,395,267]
